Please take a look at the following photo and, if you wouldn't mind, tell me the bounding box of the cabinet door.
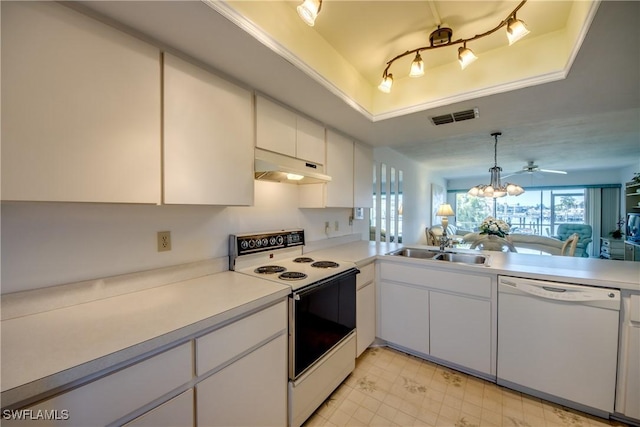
[296,116,325,165]
[379,281,429,354]
[125,389,194,427]
[430,292,492,375]
[354,142,374,208]
[255,96,296,157]
[197,334,287,427]
[325,130,355,208]
[1,1,161,203]
[357,281,376,356]
[163,53,253,205]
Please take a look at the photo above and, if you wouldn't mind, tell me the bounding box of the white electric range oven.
[229,229,359,427]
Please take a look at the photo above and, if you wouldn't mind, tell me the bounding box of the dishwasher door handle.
[542,286,567,293]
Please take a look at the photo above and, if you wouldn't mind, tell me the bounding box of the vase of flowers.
[479,216,511,238]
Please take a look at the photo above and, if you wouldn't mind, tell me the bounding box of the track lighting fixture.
[297,0,322,27]
[468,132,525,198]
[379,0,529,93]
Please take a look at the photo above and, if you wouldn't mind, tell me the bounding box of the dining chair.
[560,233,580,256]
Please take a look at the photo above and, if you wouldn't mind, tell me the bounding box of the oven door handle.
[291,267,359,299]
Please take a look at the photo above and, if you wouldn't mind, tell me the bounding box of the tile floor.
[304,346,628,427]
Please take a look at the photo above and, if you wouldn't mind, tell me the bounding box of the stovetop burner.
[254,265,286,274]
[293,257,314,263]
[279,271,308,281]
[311,261,340,269]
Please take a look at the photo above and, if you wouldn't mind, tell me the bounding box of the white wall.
[373,147,444,245]
[1,181,366,294]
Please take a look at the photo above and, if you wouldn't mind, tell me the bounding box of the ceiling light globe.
[468,187,480,197]
[484,186,494,197]
[458,46,478,70]
[506,17,530,45]
[297,0,321,26]
[378,73,393,93]
[493,189,507,198]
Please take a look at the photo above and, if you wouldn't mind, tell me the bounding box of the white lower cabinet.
[124,389,194,427]
[197,334,287,427]
[356,263,376,356]
[8,343,192,427]
[378,260,496,377]
[429,292,491,374]
[615,292,640,422]
[379,280,430,355]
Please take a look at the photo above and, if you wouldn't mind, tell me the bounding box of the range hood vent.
[255,148,331,185]
[430,107,479,126]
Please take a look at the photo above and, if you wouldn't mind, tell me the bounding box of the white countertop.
[1,271,290,407]
[307,241,640,291]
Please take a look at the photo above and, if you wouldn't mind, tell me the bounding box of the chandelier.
[378,0,530,93]
[468,132,524,198]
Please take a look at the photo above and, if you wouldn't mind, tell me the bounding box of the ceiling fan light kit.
[468,132,525,198]
[377,0,529,93]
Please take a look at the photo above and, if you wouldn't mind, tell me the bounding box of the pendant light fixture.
[379,0,529,93]
[468,132,524,198]
[297,0,322,27]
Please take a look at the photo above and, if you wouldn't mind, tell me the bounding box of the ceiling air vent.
[430,107,479,126]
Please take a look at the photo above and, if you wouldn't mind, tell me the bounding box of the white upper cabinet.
[163,53,253,205]
[255,96,325,165]
[1,1,161,203]
[295,116,325,165]
[325,130,355,208]
[299,130,357,208]
[354,142,374,208]
[255,96,297,158]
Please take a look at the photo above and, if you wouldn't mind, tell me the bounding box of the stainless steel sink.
[434,253,487,265]
[387,248,440,259]
[387,248,488,266]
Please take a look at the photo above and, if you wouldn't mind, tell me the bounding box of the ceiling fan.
[504,161,567,178]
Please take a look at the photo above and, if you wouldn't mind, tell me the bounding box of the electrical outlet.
[334,221,339,231]
[157,231,171,252]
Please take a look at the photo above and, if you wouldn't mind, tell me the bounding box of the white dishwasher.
[497,276,620,416]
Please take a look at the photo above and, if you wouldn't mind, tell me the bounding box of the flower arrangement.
[479,216,511,238]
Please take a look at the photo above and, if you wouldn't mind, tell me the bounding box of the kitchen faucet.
[439,235,451,252]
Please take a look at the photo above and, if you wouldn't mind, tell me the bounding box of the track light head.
[297,0,322,26]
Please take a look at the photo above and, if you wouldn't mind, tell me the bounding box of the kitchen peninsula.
[2,240,638,426]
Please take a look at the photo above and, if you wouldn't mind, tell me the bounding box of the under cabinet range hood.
[255,148,331,184]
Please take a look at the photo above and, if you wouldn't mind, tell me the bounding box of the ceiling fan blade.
[539,168,567,174]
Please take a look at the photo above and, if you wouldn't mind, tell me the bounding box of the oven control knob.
[269,237,276,245]
[248,239,255,248]
[276,236,284,245]
[240,240,249,250]
[256,239,262,247]
[262,238,269,247]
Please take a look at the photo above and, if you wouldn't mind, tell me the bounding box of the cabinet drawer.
[124,389,194,427]
[380,262,492,298]
[357,263,375,289]
[14,343,192,427]
[196,301,287,375]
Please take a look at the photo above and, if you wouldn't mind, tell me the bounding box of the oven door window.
[291,271,356,379]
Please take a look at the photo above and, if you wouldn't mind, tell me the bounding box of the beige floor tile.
[416,407,441,426]
[377,402,399,421]
[352,406,376,425]
[362,395,383,413]
[460,401,483,419]
[327,408,353,427]
[394,409,418,426]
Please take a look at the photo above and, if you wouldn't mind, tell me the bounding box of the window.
[371,163,403,243]
[454,188,586,236]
